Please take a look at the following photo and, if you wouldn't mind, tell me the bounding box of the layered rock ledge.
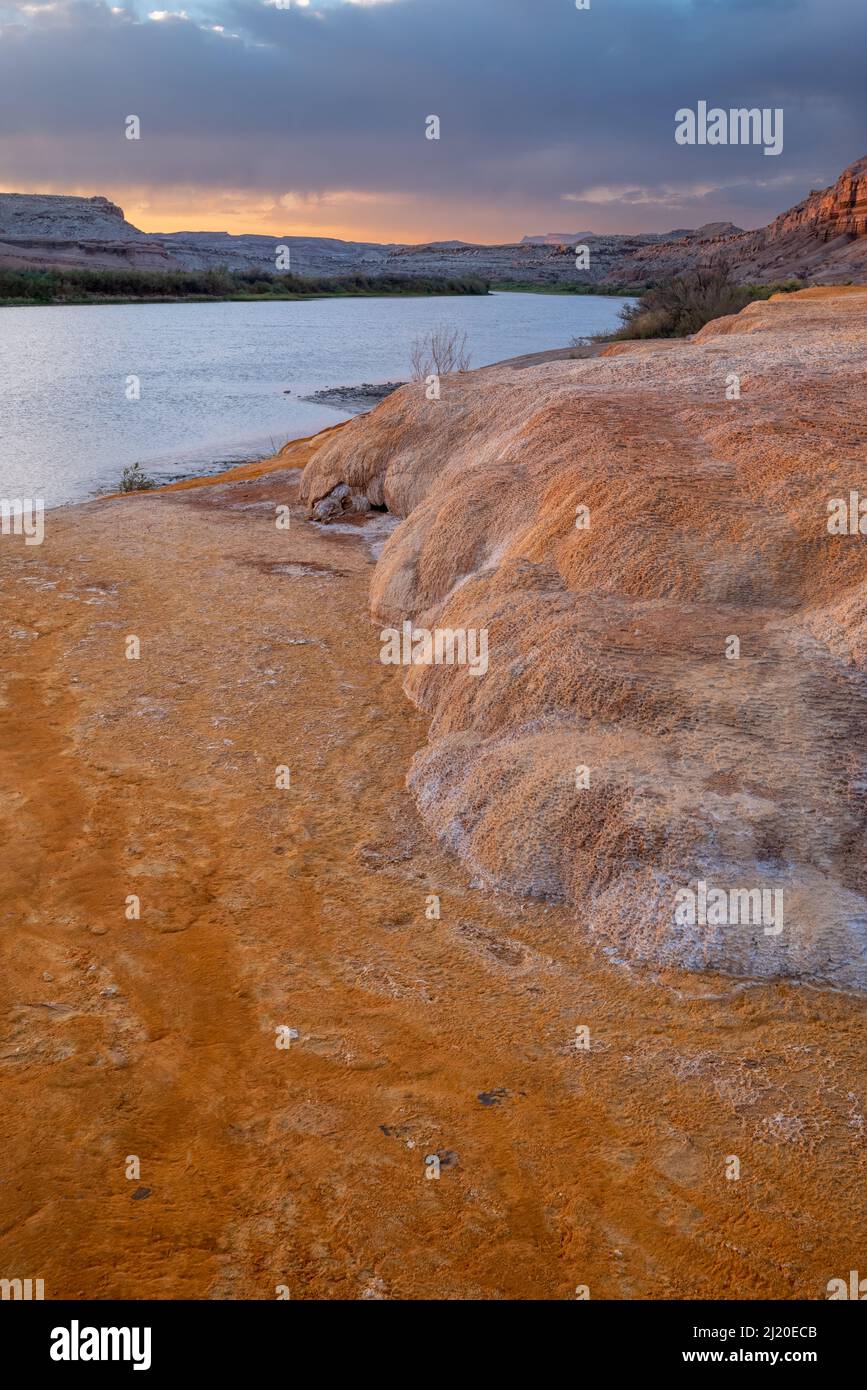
[301,288,867,990]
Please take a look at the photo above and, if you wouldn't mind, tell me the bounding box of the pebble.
[477,1088,508,1107]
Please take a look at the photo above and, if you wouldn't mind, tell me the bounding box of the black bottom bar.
[2,1298,859,1375]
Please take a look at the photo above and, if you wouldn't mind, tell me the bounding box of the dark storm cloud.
[0,0,864,231]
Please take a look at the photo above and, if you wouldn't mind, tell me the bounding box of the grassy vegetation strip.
[0,265,491,305]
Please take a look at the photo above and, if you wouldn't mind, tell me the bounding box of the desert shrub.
[608,270,803,340]
[118,461,157,493]
[409,325,471,380]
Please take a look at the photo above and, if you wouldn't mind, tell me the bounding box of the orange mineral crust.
[0,296,865,1299]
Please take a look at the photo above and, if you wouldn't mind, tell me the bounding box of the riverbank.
[0,266,491,308]
[1,378,864,1296]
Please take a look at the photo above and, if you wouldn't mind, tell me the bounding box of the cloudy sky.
[0,0,863,242]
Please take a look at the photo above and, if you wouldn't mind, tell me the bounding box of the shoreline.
[103,423,351,501]
[47,346,602,512]
[0,285,638,311]
[0,289,493,309]
[43,420,355,514]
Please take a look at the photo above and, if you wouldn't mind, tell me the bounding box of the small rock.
[477,1088,508,1107]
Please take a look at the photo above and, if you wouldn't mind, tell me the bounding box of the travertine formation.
[301,287,867,990]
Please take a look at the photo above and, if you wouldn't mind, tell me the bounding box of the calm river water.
[0,291,631,506]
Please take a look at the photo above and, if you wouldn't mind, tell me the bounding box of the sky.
[0,0,864,243]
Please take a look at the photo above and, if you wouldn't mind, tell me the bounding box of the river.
[0,291,631,506]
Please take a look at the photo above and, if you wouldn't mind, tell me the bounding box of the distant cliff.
[617,155,867,287]
[0,193,137,239]
[765,155,867,239]
[2,157,866,285]
[0,193,177,271]
[722,153,867,283]
[0,194,397,277]
[385,158,867,287]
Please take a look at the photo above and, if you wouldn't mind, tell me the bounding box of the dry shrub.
[409,325,471,380]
